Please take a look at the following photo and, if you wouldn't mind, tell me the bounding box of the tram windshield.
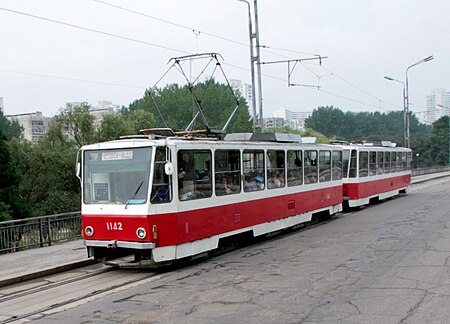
[83,147,152,205]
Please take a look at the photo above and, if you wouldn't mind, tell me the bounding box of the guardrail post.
[39,218,44,247]
[47,217,52,246]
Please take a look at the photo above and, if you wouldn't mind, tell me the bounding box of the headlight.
[136,227,146,239]
[85,226,94,237]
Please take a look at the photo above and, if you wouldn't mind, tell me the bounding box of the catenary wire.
[0,4,403,113]
[0,6,191,54]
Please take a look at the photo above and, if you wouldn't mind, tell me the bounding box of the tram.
[78,130,344,265]
[337,141,412,208]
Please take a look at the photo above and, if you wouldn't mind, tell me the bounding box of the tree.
[0,129,31,220]
[126,80,253,133]
[9,135,81,216]
[305,106,431,147]
[416,116,449,167]
[96,114,133,142]
[304,106,346,138]
[47,103,96,148]
[125,109,158,134]
[0,111,22,140]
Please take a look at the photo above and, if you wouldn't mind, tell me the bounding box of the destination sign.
[102,150,133,160]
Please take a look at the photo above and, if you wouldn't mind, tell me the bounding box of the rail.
[0,212,81,254]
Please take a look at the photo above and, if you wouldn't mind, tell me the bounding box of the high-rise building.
[229,79,253,108]
[263,117,285,129]
[424,88,450,124]
[273,108,312,131]
[6,111,51,142]
[0,97,4,114]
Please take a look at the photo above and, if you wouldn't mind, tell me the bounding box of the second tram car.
[338,141,412,208]
[78,131,344,266]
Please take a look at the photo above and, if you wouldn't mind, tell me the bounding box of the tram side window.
[304,150,318,184]
[332,150,342,180]
[390,152,396,173]
[319,150,331,182]
[402,152,407,171]
[359,151,368,177]
[342,149,350,178]
[287,150,302,186]
[407,152,412,170]
[369,151,377,176]
[396,152,402,172]
[215,150,241,196]
[177,150,212,201]
[151,147,172,204]
[384,151,391,173]
[267,150,285,189]
[376,151,384,175]
[349,150,357,178]
[243,150,265,192]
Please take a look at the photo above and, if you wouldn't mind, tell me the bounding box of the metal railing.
[412,166,450,176]
[0,212,81,254]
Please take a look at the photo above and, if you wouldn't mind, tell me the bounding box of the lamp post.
[416,153,420,169]
[384,76,407,147]
[405,55,434,148]
[237,0,257,133]
[437,104,450,166]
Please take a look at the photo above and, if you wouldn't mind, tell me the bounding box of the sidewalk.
[1,171,449,288]
[0,239,93,287]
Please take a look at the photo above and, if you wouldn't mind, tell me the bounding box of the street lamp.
[405,55,434,148]
[416,153,420,169]
[384,76,407,147]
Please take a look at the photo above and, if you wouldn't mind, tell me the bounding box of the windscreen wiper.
[125,180,144,209]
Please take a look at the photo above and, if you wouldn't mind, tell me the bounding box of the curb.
[0,258,96,288]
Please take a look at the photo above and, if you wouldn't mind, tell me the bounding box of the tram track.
[1,179,446,323]
[0,264,162,323]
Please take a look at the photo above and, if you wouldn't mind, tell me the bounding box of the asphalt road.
[34,177,450,324]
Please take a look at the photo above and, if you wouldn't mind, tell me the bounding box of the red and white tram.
[338,141,412,208]
[78,131,344,265]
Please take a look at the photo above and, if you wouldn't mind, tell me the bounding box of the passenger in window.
[269,172,282,188]
[216,176,232,195]
[255,175,265,190]
[245,177,257,191]
[178,167,186,189]
[151,185,169,203]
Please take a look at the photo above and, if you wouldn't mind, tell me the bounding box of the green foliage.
[0,129,32,220]
[47,103,96,148]
[9,136,80,216]
[126,80,253,133]
[305,106,432,146]
[304,106,445,166]
[125,109,158,134]
[414,116,449,167]
[0,111,22,140]
[96,114,133,142]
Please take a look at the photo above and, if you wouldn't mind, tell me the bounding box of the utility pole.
[237,0,257,133]
[253,0,264,131]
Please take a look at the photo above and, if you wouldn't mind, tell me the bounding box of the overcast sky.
[1,0,449,122]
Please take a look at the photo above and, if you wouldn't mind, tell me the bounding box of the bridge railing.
[0,212,81,254]
[412,166,450,176]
